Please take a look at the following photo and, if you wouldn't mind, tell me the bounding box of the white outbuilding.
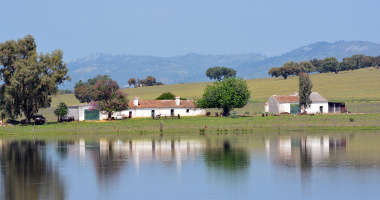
[67,96,205,121]
[267,92,328,114]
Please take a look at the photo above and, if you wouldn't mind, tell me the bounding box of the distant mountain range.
[62,40,380,89]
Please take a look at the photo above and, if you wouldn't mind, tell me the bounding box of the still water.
[1,132,380,200]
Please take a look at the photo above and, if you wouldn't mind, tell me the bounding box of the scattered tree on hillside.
[89,79,129,119]
[268,67,280,78]
[309,58,323,72]
[128,78,137,87]
[196,77,250,116]
[54,102,69,122]
[59,89,72,94]
[299,61,316,73]
[156,92,187,100]
[205,66,236,81]
[321,57,340,74]
[298,73,313,114]
[0,35,70,123]
[135,76,163,87]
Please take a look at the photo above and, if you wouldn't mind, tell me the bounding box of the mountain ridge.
[62,40,380,89]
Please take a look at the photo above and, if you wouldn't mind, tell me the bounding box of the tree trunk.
[223,108,230,116]
[108,112,112,119]
[24,115,31,124]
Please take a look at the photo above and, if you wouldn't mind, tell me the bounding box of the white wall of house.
[95,107,205,120]
[276,102,328,114]
[304,102,328,114]
[278,103,291,113]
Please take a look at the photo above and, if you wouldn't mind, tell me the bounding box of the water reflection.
[1,133,380,199]
[266,135,347,168]
[204,140,250,171]
[0,139,66,200]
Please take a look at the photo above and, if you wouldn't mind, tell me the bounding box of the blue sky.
[2,0,379,61]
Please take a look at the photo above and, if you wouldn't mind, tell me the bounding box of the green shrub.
[228,114,239,118]
[244,111,250,114]
[349,117,355,122]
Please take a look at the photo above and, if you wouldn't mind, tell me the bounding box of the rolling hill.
[63,40,380,90]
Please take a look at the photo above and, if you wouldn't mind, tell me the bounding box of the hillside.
[63,53,267,89]
[51,67,380,107]
[63,40,380,90]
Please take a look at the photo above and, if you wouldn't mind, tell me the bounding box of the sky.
[2,0,380,61]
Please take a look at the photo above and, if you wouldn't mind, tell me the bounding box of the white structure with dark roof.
[267,92,328,114]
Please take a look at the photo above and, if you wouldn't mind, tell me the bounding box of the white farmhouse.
[266,92,328,114]
[67,96,205,121]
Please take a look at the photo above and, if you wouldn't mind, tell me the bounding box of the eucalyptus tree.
[0,35,70,123]
[298,72,313,113]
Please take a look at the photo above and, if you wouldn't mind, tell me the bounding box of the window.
[186,109,189,113]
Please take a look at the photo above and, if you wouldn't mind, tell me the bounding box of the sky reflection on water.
[1,132,380,200]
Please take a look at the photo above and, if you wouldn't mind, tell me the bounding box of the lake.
[1,132,380,200]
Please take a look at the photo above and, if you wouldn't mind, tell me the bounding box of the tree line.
[268,54,380,79]
[128,76,163,88]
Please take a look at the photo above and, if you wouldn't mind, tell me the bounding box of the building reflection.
[266,135,347,169]
[0,139,66,200]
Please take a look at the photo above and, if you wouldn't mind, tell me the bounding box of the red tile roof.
[273,95,299,103]
[128,100,197,108]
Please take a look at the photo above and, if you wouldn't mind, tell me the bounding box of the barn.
[266,92,329,114]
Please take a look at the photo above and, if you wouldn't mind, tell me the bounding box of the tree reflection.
[0,139,66,200]
[88,140,128,186]
[204,140,250,171]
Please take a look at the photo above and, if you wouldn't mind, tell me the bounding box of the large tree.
[196,77,250,116]
[89,79,129,119]
[0,35,70,123]
[321,57,340,74]
[205,66,236,81]
[74,74,109,102]
[298,72,313,113]
[128,78,136,87]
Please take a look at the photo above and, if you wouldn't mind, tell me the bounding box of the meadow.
[35,67,380,122]
[52,67,380,105]
[2,114,380,135]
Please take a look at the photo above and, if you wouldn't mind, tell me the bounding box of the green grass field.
[32,67,379,122]
[2,114,380,135]
[52,67,380,105]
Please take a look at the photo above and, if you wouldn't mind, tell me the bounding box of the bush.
[349,117,355,122]
[244,111,249,114]
[228,114,239,118]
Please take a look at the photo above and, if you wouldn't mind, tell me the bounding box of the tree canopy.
[268,54,380,80]
[89,78,129,119]
[196,77,250,116]
[74,74,109,103]
[54,102,69,122]
[156,92,187,100]
[0,35,70,123]
[298,73,313,112]
[205,66,236,81]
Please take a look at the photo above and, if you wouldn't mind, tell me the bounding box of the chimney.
[175,96,180,106]
[133,96,139,106]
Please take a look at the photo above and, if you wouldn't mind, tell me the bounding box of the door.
[320,106,323,114]
[85,109,99,121]
[129,111,132,118]
[151,110,155,118]
[290,104,300,114]
[171,109,174,116]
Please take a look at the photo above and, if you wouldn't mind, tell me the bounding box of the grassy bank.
[3,114,380,135]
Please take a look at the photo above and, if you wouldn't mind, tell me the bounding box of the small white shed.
[267,92,328,114]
